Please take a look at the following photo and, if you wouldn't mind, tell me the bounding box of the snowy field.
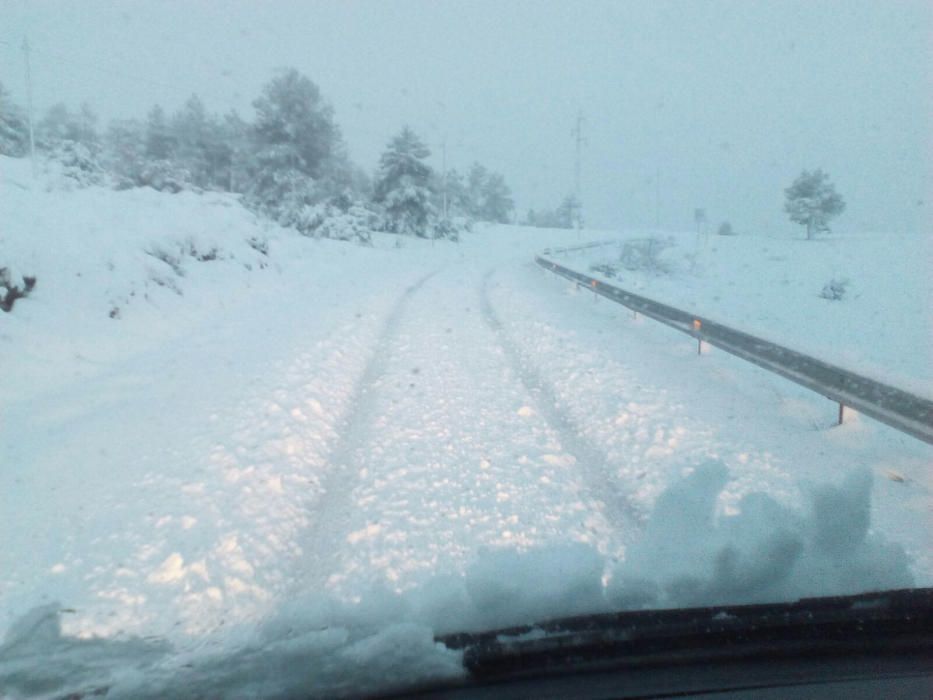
[571,231,933,396]
[1,157,931,698]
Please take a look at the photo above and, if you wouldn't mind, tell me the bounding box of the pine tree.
[466,162,489,218]
[75,103,99,148]
[526,196,578,229]
[245,69,344,222]
[172,94,210,186]
[480,172,514,223]
[556,194,581,228]
[221,110,249,192]
[137,105,189,192]
[784,169,846,239]
[145,105,175,160]
[250,69,341,180]
[172,94,233,190]
[374,126,434,236]
[103,118,146,188]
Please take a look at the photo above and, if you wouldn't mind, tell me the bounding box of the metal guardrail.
[539,239,620,257]
[535,254,933,445]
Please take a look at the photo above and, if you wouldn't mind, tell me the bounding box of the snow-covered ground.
[570,230,933,396]
[1,157,930,698]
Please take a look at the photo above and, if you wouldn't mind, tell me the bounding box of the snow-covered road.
[298,263,640,605]
[2,220,930,698]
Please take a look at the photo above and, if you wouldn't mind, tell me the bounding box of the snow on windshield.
[1,2,930,698]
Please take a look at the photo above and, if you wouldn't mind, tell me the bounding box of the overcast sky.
[2,0,930,233]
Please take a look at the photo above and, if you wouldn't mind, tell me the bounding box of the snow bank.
[0,595,462,700]
[0,154,292,400]
[609,462,912,609]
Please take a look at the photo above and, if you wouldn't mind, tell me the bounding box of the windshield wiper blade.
[436,587,933,682]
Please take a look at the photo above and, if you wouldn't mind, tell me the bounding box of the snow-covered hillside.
[1,161,930,699]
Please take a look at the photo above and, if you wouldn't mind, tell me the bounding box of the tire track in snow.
[480,267,645,534]
[296,269,441,591]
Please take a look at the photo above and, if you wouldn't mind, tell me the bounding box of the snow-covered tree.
[524,195,579,229]
[145,105,175,161]
[479,172,514,223]
[374,126,435,237]
[46,140,105,188]
[221,110,250,192]
[138,105,189,191]
[172,95,210,185]
[466,162,489,216]
[250,69,341,179]
[558,194,582,228]
[103,118,146,189]
[431,163,513,224]
[171,94,234,190]
[246,144,319,223]
[434,168,469,217]
[784,169,846,239]
[244,69,345,221]
[38,103,73,146]
[36,102,103,187]
[38,102,98,151]
[0,82,29,157]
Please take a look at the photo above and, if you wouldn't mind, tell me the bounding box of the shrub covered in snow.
[43,140,106,189]
[717,221,736,236]
[304,202,375,244]
[431,216,471,242]
[139,159,192,193]
[589,262,619,278]
[0,267,36,312]
[820,277,849,300]
[619,236,675,275]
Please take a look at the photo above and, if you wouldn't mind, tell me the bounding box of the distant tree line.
[523,195,582,229]
[0,71,517,242]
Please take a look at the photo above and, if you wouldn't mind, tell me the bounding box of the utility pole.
[655,166,661,230]
[441,136,448,219]
[22,37,37,176]
[571,111,585,228]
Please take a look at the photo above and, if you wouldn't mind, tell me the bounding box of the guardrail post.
[692,319,703,355]
[838,403,845,425]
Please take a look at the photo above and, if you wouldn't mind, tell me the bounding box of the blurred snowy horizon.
[1,0,930,233]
